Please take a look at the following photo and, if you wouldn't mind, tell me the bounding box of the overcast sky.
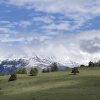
[0,0,100,63]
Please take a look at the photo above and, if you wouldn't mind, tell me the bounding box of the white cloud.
[33,16,54,24]
[0,20,10,24]
[19,21,32,27]
[0,0,100,64]
[6,0,100,18]
[4,0,100,31]
[0,30,100,64]
[0,27,17,34]
[42,22,70,30]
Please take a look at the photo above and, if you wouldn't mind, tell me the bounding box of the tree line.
[5,62,59,81]
[80,60,100,67]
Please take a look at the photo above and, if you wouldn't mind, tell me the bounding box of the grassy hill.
[0,67,100,100]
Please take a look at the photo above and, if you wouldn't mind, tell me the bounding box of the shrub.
[8,73,17,81]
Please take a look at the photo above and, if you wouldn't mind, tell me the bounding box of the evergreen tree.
[22,68,27,74]
[50,62,58,72]
[42,69,46,73]
[88,61,94,67]
[71,67,79,75]
[8,73,17,81]
[47,68,50,72]
[17,68,23,74]
[11,70,17,74]
[30,68,37,76]
[34,68,38,73]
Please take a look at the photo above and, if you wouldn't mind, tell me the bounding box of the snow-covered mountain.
[0,54,80,74]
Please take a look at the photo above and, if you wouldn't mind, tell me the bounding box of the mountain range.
[0,54,80,74]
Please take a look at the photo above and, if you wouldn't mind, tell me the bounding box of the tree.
[42,69,46,73]
[88,61,94,67]
[47,68,50,72]
[11,70,17,74]
[50,62,58,72]
[34,68,38,73]
[17,68,23,74]
[22,68,27,74]
[8,73,17,81]
[71,67,79,75]
[80,64,85,67]
[30,68,37,76]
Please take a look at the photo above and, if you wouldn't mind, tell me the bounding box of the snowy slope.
[0,54,80,74]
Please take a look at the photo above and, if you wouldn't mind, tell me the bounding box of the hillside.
[0,67,100,100]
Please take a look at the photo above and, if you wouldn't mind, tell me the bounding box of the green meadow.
[0,67,100,100]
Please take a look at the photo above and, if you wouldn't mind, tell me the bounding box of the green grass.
[0,67,100,100]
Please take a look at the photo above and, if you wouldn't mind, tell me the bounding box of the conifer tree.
[8,73,17,81]
[18,68,23,74]
[71,67,79,75]
[42,69,46,73]
[30,68,37,76]
[22,68,27,74]
[50,62,58,72]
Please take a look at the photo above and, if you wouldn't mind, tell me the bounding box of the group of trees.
[42,68,50,73]
[2,61,80,81]
[30,68,38,76]
[8,67,38,81]
[80,60,100,67]
[42,62,58,73]
[88,61,100,67]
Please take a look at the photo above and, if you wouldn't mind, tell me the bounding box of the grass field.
[0,67,100,100]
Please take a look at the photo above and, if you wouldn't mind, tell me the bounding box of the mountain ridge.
[0,54,80,74]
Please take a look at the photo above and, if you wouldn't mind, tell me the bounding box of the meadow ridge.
[0,67,100,100]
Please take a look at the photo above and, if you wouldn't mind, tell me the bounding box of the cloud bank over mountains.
[0,30,100,64]
[0,0,100,64]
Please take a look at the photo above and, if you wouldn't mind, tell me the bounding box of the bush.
[71,67,79,75]
[8,73,17,81]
